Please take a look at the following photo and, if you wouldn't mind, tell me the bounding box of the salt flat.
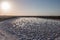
[0,17,60,40]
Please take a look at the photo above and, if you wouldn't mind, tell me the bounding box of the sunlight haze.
[0,0,60,16]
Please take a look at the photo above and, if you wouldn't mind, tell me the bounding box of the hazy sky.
[0,0,60,16]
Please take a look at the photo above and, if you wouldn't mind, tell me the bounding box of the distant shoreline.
[0,16,60,21]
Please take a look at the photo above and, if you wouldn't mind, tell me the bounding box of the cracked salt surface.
[0,17,60,40]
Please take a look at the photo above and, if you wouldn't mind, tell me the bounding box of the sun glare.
[1,1,11,11]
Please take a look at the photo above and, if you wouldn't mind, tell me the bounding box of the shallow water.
[0,17,60,40]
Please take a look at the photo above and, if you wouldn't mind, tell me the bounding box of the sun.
[1,1,11,11]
